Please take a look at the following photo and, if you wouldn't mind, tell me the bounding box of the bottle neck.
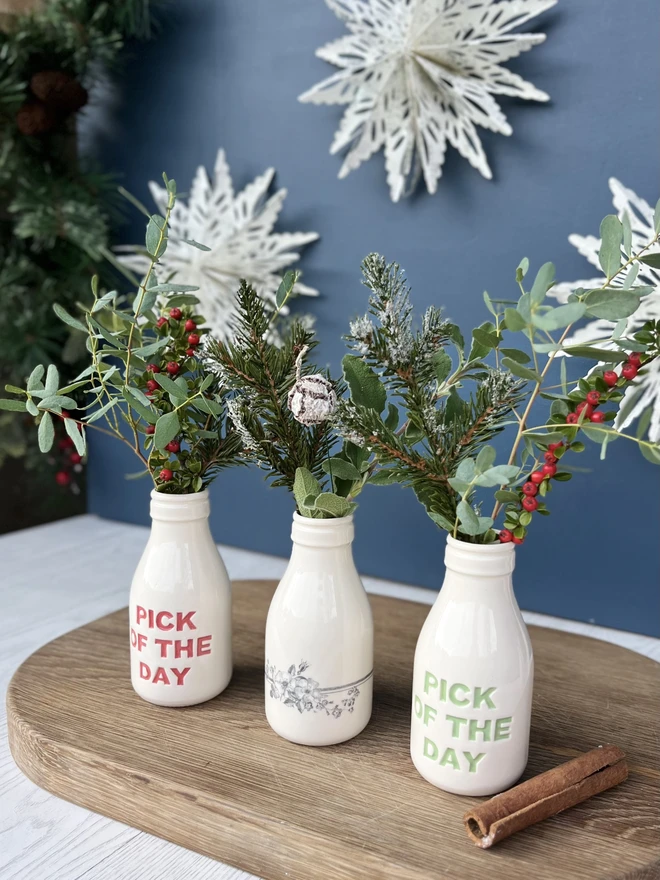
[442,534,515,595]
[290,512,355,549]
[149,490,212,538]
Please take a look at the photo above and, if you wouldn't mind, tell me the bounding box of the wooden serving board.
[7,580,660,880]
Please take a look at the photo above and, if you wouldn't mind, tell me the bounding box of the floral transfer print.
[265,660,372,717]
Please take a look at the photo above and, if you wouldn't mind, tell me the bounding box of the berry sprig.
[498,350,648,544]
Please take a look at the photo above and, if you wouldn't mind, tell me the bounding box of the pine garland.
[0,0,158,470]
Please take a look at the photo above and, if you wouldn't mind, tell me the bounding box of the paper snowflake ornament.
[118,150,319,339]
[299,0,555,201]
[550,178,660,441]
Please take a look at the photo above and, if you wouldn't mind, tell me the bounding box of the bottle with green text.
[410,535,534,796]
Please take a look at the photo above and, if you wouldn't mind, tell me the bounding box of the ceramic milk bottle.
[410,535,533,796]
[265,513,373,745]
[129,489,232,706]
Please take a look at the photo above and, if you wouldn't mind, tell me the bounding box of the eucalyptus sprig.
[338,203,660,543]
[203,282,369,518]
[0,176,243,493]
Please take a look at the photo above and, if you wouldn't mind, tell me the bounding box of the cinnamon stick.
[463,744,628,849]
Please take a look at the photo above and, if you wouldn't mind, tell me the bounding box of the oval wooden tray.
[7,580,659,880]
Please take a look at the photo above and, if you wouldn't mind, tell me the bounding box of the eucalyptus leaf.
[27,364,45,392]
[494,489,519,503]
[515,257,529,282]
[146,214,167,259]
[639,253,660,269]
[154,411,180,450]
[584,288,640,321]
[38,395,77,410]
[448,477,470,494]
[165,293,201,308]
[276,270,297,309]
[38,412,55,452]
[500,348,530,364]
[148,283,201,293]
[134,338,169,358]
[342,355,386,413]
[475,445,496,473]
[183,239,212,251]
[53,303,86,332]
[154,373,188,400]
[123,389,158,424]
[504,308,527,331]
[0,398,27,411]
[598,215,623,278]
[482,291,496,316]
[532,302,586,331]
[621,211,632,256]
[87,399,118,424]
[501,357,541,383]
[530,262,556,305]
[456,457,476,482]
[622,262,640,290]
[456,500,479,535]
[561,344,629,363]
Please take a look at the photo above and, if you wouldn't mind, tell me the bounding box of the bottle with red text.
[129,489,232,706]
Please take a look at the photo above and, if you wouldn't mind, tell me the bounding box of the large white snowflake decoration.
[118,149,319,339]
[299,0,555,201]
[550,178,660,441]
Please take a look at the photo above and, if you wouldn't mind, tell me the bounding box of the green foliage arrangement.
[203,283,372,519]
[338,206,660,544]
[0,177,243,493]
[0,0,158,470]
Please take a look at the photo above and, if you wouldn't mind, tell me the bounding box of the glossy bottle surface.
[265,513,373,746]
[129,490,232,706]
[410,535,534,795]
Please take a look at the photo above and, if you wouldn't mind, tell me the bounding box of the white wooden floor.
[1,515,658,880]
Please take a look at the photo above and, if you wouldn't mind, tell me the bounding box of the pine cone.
[15,101,59,136]
[30,70,88,114]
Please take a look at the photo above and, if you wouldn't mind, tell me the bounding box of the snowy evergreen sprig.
[339,239,660,543]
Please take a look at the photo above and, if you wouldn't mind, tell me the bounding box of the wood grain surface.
[7,579,660,880]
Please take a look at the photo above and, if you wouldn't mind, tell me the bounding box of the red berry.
[544,452,558,464]
[499,529,513,543]
[586,390,600,406]
[187,333,200,346]
[628,352,642,367]
[186,348,196,357]
[169,308,182,320]
[70,452,82,464]
[590,411,605,423]
[542,463,557,477]
[146,363,161,374]
[55,470,71,487]
[166,361,180,375]
[146,425,155,435]
[58,437,74,451]
[622,363,638,381]
[512,535,524,545]
[156,317,168,329]
[146,379,159,392]
[522,481,538,496]
[603,370,618,387]
[165,440,180,454]
[522,496,538,512]
[159,468,173,482]
[548,442,564,453]
[566,412,579,424]
[184,319,196,332]
[530,471,545,485]
[60,409,70,420]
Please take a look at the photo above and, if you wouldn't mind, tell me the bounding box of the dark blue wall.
[88,0,660,635]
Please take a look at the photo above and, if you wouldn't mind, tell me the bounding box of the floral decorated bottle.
[129,489,232,707]
[410,535,533,796]
[265,513,373,746]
